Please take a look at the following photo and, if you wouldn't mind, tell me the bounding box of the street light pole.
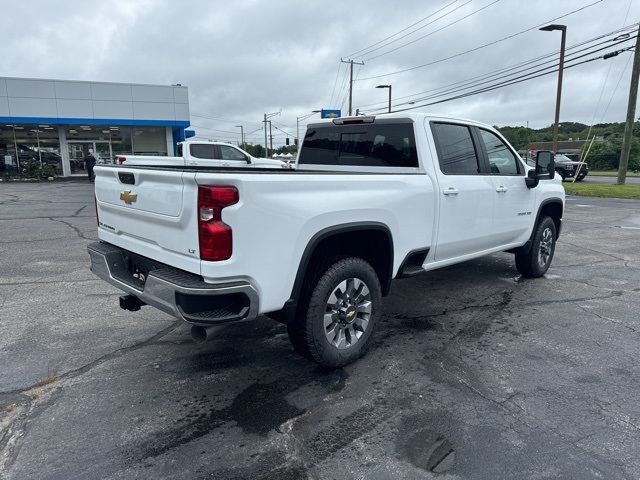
[540,24,567,154]
[376,85,392,113]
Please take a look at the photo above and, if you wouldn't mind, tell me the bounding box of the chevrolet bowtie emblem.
[120,190,138,204]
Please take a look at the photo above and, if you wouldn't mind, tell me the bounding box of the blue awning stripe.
[0,116,190,127]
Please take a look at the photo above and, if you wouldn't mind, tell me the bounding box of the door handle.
[496,186,508,193]
[443,187,459,196]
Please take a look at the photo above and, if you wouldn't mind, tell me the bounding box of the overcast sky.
[2,0,638,146]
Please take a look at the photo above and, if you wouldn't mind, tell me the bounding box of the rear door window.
[430,123,481,175]
[298,123,418,167]
[190,144,216,159]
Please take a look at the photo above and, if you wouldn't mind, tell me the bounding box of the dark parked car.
[526,154,588,181]
[553,154,589,181]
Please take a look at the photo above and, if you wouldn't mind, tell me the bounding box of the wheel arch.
[267,222,394,324]
[537,198,563,237]
[517,198,563,256]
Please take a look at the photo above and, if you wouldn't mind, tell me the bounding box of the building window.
[0,124,61,175]
[133,127,167,155]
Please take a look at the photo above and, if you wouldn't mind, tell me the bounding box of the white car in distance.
[118,140,288,169]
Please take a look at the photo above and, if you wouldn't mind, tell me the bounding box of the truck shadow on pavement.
[122,254,522,477]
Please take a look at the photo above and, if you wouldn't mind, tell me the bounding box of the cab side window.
[219,145,247,161]
[431,123,481,175]
[190,144,215,159]
[478,129,520,175]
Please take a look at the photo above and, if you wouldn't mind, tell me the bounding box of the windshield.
[554,154,572,163]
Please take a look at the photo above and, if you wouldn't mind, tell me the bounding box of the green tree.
[243,143,265,158]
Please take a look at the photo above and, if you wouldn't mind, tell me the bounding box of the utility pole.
[262,111,280,157]
[540,24,567,154]
[269,121,273,154]
[341,58,365,116]
[617,28,640,185]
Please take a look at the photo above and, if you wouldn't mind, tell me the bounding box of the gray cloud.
[1,0,638,145]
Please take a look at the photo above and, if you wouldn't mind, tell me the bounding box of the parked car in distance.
[118,140,288,169]
[89,113,564,368]
[527,154,588,181]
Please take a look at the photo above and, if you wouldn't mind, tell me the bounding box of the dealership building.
[0,76,190,176]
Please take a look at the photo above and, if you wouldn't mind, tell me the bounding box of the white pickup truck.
[118,140,286,168]
[88,113,564,367]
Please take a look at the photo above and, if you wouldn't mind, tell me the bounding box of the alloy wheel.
[538,227,553,268]
[323,278,372,350]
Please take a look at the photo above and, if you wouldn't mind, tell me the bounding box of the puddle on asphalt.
[403,428,455,474]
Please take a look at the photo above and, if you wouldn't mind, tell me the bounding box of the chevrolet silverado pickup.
[118,140,286,168]
[88,113,564,367]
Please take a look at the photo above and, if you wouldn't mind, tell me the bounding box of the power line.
[356,25,638,111]
[191,113,262,126]
[387,46,634,113]
[356,0,475,60]
[334,65,351,110]
[327,61,343,107]
[364,0,502,62]
[345,0,460,58]
[366,35,636,112]
[356,0,604,81]
[190,124,244,135]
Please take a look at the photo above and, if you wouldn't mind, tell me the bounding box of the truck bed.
[93,163,434,313]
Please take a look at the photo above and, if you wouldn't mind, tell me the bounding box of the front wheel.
[515,216,557,278]
[287,257,381,368]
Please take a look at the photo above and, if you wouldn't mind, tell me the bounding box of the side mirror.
[535,150,555,180]
[526,150,555,189]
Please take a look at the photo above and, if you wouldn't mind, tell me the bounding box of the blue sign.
[321,109,341,119]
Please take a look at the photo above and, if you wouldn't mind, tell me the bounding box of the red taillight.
[198,186,239,261]
[118,156,126,165]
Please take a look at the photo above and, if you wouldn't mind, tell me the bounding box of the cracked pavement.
[1,182,639,479]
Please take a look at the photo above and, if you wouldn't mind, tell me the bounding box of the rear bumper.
[87,242,259,326]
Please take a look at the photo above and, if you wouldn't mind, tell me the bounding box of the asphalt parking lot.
[1,181,639,480]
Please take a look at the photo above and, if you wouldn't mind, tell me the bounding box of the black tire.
[515,216,557,278]
[576,174,586,182]
[287,257,381,368]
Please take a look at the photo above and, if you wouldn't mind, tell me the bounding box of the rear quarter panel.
[196,172,435,313]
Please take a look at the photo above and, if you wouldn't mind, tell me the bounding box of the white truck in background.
[89,113,564,368]
[118,140,288,168]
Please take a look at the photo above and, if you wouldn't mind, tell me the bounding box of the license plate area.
[108,250,164,291]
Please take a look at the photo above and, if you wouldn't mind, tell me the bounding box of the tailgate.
[94,166,201,274]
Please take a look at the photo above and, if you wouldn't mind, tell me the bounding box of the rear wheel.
[287,257,381,368]
[515,216,557,278]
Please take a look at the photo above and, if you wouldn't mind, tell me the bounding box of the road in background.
[580,175,640,184]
